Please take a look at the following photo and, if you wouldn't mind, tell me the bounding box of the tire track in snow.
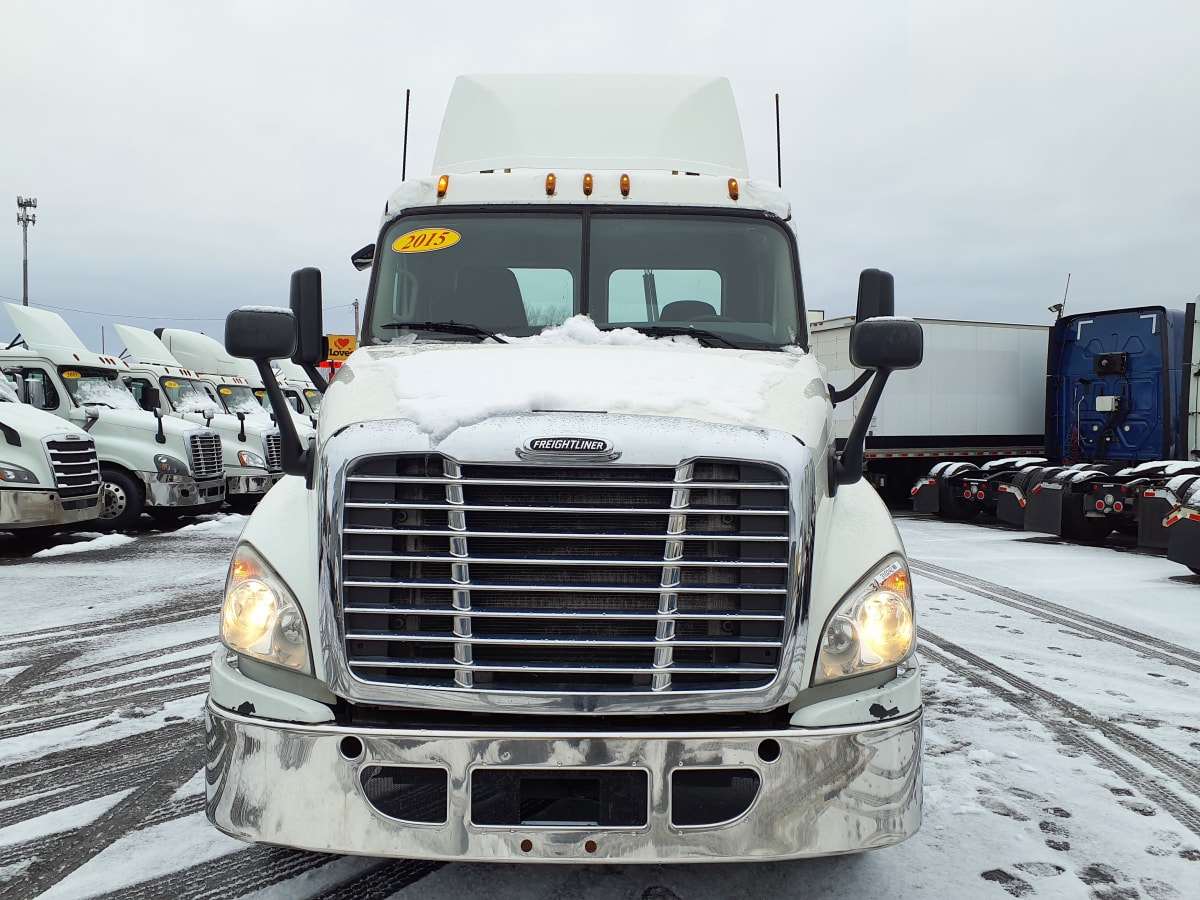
[918,627,1200,838]
[910,557,1200,673]
[0,595,215,655]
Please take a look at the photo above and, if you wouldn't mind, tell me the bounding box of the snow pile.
[74,382,141,410]
[32,533,135,558]
[0,376,17,403]
[504,315,703,347]
[174,395,221,415]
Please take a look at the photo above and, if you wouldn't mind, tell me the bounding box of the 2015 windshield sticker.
[219,388,233,395]
[164,380,179,389]
[393,228,461,254]
[62,370,81,379]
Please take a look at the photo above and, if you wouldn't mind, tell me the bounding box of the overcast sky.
[3,0,1199,352]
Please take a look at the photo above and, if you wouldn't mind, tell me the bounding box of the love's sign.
[324,334,357,361]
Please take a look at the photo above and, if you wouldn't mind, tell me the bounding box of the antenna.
[401,89,411,181]
[775,93,782,189]
[1049,273,1070,320]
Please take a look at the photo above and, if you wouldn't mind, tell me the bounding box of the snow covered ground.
[0,513,1197,899]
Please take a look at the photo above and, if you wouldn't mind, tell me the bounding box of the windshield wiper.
[599,324,739,349]
[380,321,508,344]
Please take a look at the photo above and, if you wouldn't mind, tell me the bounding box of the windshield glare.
[368,212,802,348]
[60,368,142,410]
[161,377,221,415]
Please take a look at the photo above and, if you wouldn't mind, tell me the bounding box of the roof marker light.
[620,174,630,197]
[545,173,556,196]
[437,175,449,198]
[728,178,740,200]
[583,174,593,196]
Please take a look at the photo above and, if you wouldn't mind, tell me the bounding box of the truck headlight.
[814,556,914,684]
[237,449,266,468]
[0,462,39,484]
[153,454,189,476]
[221,543,312,674]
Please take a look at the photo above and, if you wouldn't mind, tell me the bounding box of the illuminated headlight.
[221,543,311,673]
[237,449,266,468]
[815,556,914,684]
[153,454,189,476]
[0,461,39,484]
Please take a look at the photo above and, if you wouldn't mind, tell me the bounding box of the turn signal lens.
[545,173,557,195]
[620,174,630,196]
[728,178,739,200]
[583,173,593,196]
[437,175,449,198]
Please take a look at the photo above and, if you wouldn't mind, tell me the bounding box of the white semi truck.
[0,374,103,534]
[205,74,925,862]
[2,304,225,529]
[114,323,284,510]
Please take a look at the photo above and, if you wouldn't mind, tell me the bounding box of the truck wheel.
[937,480,980,521]
[98,468,145,531]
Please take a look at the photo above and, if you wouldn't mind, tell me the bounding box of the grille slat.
[187,431,223,479]
[45,437,101,498]
[340,454,791,695]
[263,431,282,472]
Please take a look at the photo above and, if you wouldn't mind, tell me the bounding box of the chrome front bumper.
[0,488,100,529]
[141,474,226,508]
[226,472,282,496]
[205,699,922,863]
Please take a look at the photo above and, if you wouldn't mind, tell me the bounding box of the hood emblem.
[518,436,620,462]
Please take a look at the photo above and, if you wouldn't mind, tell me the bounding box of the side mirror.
[290,268,324,366]
[351,244,375,272]
[226,308,298,361]
[144,387,162,413]
[849,317,923,371]
[855,269,895,322]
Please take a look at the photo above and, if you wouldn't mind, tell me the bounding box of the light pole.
[16,196,37,306]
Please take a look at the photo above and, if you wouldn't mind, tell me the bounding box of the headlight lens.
[815,556,914,684]
[0,462,39,484]
[221,543,311,673]
[153,453,189,476]
[237,449,266,468]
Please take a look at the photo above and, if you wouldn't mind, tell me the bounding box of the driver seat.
[451,266,529,332]
[659,300,717,321]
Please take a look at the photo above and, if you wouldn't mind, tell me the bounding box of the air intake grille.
[187,431,223,478]
[339,454,791,695]
[45,437,101,498]
[263,431,282,472]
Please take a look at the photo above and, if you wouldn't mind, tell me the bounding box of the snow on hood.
[321,317,830,445]
[0,397,88,437]
[0,376,17,403]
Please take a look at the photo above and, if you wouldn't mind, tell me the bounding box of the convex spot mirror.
[855,268,895,321]
[849,317,923,371]
[226,307,298,361]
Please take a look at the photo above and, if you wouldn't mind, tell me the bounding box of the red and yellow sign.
[325,334,357,361]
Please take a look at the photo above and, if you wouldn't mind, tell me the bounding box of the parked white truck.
[2,304,226,529]
[1,374,103,534]
[114,323,284,510]
[205,74,925,862]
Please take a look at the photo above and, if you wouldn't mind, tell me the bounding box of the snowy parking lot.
[0,513,1197,899]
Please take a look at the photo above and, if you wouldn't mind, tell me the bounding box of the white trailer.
[809,315,1048,496]
[205,74,925,863]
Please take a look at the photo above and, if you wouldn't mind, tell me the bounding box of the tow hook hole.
[339,736,364,760]
[585,840,597,854]
[520,839,533,853]
[757,738,781,763]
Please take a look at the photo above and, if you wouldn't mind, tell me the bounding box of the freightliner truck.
[1,374,102,534]
[3,303,225,529]
[205,74,925,862]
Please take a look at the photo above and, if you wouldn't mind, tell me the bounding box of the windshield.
[58,367,142,410]
[367,211,802,349]
[160,376,221,415]
[218,383,267,415]
[304,388,322,413]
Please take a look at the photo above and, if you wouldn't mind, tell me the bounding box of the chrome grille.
[340,454,791,695]
[44,436,101,498]
[263,431,282,472]
[187,431,223,478]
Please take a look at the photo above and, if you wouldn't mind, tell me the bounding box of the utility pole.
[353,298,360,337]
[16,196,37,306]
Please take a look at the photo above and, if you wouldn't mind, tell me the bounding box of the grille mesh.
[263,431,282,472]
[187,431,223,478]
[45,437,101,498]
[340,454,791,695]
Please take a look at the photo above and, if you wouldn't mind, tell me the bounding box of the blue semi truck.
[912,303,1200,571]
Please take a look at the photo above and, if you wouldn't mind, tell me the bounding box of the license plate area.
[471,768,648,828]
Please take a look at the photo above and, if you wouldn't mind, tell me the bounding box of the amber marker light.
[583,173,593,196]
[545,173,557,196]
[437,175,450,198]
[620,174,631,197]
[728,178,739,200]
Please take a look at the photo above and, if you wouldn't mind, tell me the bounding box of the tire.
[937,479,980,521]
[97,467,145,531]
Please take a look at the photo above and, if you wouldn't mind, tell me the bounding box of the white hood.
[321,324,831,449]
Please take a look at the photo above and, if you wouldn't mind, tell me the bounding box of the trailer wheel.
[98,467,145,531]
[938,479,980,520]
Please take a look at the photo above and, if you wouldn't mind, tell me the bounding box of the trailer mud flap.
[1137,496,1173,550]
[995,490,1027,527]
[912,480,940,514]
[1167,519,1200,572]
[1024,485,1065,536]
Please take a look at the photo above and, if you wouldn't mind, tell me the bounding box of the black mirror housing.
[849,317,923,371]
[855,269,895,321]
[351,244,375,271]
[226,307,298,361]
[290,268,325,366]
